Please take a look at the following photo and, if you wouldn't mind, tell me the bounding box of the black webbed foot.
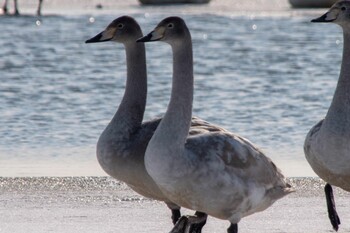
[188,212,207,233]
[169,212,207,233]
[169,216,188,233]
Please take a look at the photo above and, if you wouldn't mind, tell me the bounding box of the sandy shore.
[0,177,349,233]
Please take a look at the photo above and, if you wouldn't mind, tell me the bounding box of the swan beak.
[136,32,154,42]
[311,9,338,23]
[137,27,164,42]
[85,29,114,43]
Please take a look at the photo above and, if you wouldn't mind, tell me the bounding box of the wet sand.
[0,177,349,233]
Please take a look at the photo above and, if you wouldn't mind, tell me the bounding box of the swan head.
[137,16,191,45]
[85,16,143,44]
[311,0,350,27]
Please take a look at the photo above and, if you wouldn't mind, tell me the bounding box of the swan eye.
[167,23,174,28]
[117,23,124,29]
[341,6,346,11]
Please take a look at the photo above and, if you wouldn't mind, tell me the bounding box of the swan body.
[305,120,350,191]
[304,1,350,230]
[138,17,293,232]
[86,16,217,231]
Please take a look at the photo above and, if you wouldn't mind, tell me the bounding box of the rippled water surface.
[0,0,344,176]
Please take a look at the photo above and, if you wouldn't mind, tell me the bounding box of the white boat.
[139,0,210,5]
[289,0,337,8]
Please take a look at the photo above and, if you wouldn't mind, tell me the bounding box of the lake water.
[0,0,343,177]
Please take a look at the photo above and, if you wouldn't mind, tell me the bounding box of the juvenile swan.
[137,17,293,233]
[305,1,350,231]
[85,16,211,232]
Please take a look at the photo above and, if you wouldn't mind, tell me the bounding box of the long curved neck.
[109,42,147,135]
[153,38,194,148]
[324,29,350,134]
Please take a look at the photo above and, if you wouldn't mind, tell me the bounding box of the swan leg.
[171,209,181,225]
[325,183,341,231]
[2,0,8,14]
[227,223,238,233]
[13,0,19,15]
[36,0,43,16]
[169,216,188,233]
[169,212,207,233]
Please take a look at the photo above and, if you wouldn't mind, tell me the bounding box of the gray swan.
[304,0,350,231]
[138,16,293,233]
[85,15,233,232]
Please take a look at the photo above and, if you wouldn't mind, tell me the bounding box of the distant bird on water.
[304,0,350,231]
[2,0,43,15]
